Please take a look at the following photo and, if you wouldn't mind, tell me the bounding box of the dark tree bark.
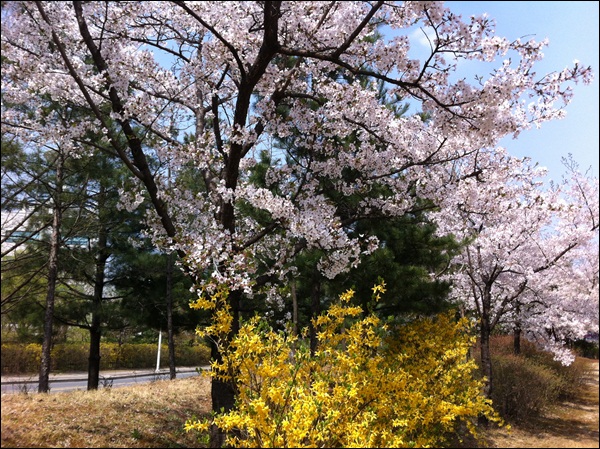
[87,325,102,390]
[478,286,493,427]
[479,308,493,400]
[166,252,177,380]
[38,152,64,393]
[209,288,241,448]
[513,302,522,355]
[88,214,108,390]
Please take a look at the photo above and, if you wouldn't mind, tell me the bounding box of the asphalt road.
[0,366,208,394]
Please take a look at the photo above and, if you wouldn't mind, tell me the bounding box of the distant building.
[1,208,37,257]
[2,208,92,257]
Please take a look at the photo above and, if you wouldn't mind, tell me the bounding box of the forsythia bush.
[185,282,502,447]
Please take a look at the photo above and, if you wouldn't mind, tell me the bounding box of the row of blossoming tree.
[2,1,598,446]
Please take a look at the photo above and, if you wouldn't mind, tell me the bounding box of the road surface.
[0,366,208,394]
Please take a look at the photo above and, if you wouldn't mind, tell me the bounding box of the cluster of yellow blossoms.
[186,281,502,447]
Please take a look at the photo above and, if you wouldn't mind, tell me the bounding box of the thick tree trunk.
[209,288,241,448]
[513,302,522,355]
[478,315,493,426]
[513,325,522,355]
[38,238,59,393]
[479,315,493,399]
[87,262,106,390]
[87,326,102,390]
[166,252,176,379]
[209,345,238,448]
[478,295,493,426]
[88,210,108,390]
[38,153,63,393]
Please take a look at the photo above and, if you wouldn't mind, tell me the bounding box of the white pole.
[155,329,162,372]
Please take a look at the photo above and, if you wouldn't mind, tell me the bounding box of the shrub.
[51,343,89,371]
[1,343,41,375]
[520,345,589,401]
[481,335,591,421]
[553,357,589,401]
[185,283,502,447]
[173,342,211,367]
[0,342,210,374]
[489,353,563,422]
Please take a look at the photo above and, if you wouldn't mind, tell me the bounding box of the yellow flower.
[186,281,502,447]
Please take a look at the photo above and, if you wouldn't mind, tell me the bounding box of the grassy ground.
[1,359,598,448]
[1,375,212,448]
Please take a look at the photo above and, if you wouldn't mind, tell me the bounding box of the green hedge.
[1,342,211,375]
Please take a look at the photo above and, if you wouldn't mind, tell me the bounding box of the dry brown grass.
[1,375,212,448]
[2,358,598,448]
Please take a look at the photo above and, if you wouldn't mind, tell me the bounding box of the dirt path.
[481,358,599,448]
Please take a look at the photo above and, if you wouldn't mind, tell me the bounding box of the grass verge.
[1,375,212,448]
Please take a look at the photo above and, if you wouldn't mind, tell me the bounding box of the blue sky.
[444,1,599,181]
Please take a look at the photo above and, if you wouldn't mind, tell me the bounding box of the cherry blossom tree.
[516,159,599,361]
[431,149,599,398]
[1,1,593,444]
